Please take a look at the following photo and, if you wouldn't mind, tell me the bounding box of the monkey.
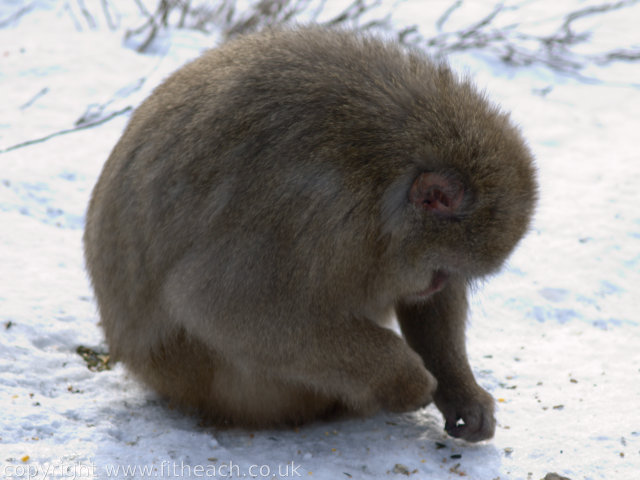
[83,26,537,443]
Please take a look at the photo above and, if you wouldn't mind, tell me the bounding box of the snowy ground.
[1,1,639,479]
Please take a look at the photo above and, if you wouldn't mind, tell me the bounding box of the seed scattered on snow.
[392,463,410,475]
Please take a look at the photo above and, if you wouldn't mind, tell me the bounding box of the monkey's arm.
[396,278,496,442]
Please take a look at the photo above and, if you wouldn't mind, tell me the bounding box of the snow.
[1,1,639,479]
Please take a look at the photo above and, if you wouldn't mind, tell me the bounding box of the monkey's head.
[295,37,539,301]
[373,59,537,300]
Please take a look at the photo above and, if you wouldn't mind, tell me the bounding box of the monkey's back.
[84,27,444,343]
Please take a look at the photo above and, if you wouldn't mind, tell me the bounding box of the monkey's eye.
[409,172,464,217]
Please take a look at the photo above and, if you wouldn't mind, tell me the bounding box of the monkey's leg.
[191,314,436,420]
[396,278,496,442]
[281,316,438,416]
[161,260,437,423]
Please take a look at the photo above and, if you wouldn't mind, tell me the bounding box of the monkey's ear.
[409,172,464,216]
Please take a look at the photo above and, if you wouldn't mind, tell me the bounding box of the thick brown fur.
[84,26,537,442]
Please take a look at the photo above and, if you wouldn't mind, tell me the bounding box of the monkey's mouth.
[415,270,449,297]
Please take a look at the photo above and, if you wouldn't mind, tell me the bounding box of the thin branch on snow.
[560,0,637,33]
[132,0,153,18]
[76,0,98,30]
[225,0,318,38]
[20,87,50,110]
[101,0,120,30]
[0,107,132,155]
[435,0,462,32]
[63,2,85,31]
[3,75,146,153]
[0,3,34,28]
[323,0,384,27]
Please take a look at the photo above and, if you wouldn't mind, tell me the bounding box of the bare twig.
[459,3,506,39]
[133,0,152,18]
[561,0,638,34]
[63,2,84,31]
[20,88,49,110]
[0,3,34,28]
[226,0,316,38]
[101,0,120,30]
[436,0,462,32]
[397,25,419,44]
[595,49,640,64]
[0,107,132,155]
[76,0,97,30]
[325,0,383,27]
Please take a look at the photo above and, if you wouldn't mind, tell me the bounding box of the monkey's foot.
[435,387,496,442]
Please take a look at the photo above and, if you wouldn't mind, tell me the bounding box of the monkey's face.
[375,98,537,300]
[389,152,535,301]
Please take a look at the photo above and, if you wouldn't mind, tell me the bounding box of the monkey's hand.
[435,385,495,442]
[376,352,437,413]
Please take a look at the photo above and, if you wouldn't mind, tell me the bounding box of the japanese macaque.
[84,26,537,443]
